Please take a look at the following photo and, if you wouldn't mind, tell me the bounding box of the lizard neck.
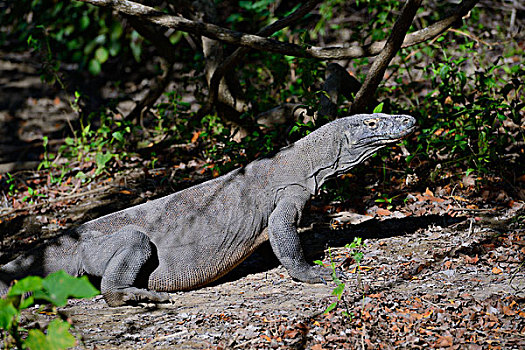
[279,125,345,195]
[288,124,386,195]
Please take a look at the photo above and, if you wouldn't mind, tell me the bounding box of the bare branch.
[401,0,479,48]
[76,0,479,60]
[125,58,174,121]
[256,103,312,128]
[76,0,479,126]
[206,0,322,114]
[351,0,423,114]
[77,0,318,57]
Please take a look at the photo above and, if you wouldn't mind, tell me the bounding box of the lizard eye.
[364,118,379,129]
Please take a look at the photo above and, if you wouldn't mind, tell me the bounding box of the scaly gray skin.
[0,113,415,306]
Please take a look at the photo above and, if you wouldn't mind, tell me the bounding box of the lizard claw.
[289,265,336,284]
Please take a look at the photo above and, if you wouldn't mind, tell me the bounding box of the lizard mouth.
[393,125,417,141]
[400,123,417,136]
[360,125,416,147]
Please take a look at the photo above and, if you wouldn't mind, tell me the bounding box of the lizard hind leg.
[80,226,169,307]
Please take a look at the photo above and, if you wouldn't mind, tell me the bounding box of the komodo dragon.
[0,113,415,306]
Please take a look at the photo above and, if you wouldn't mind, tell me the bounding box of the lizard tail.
[0,234,82,296]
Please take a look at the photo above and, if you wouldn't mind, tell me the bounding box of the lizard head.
[343,113,416,149]
[294,113,416,193]
[332,113,416,176]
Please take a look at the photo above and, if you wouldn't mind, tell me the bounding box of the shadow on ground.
[216,214,466,284]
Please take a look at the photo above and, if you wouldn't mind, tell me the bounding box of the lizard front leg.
[268,195,332,284]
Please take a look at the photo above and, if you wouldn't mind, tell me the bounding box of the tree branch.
[350,0,423,114]
[256,103,312,128]
[401,0,479,48]
[205,0,322,115]
[76,0,479,60]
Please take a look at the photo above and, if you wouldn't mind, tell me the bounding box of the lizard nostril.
[403,117,414,126]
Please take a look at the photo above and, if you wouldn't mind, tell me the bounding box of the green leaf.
[25,329,48,350]
[313,260,324,266]
[332,283,345,299]
[324,301,338,314]
[94,46,109,64]
[239,1,253,10]
[373,102,384,113]
[35,271,99,307]
[7,276,43,296]
[47,319,76,349]
[130,30,142,62]
[19,295,35,309]
[79,15,90,30]
[289,125,299,135]
[63,276,99,299]
[169,31,183,45]
[108,41,121,57]
[110,22,123,41]
[112,131,124,143]
[75,171,88,180]
[95,152,113,173]
[25,321,76,350]
[88,58,101,75]
[0,298,18,330]
[83,39,97,56]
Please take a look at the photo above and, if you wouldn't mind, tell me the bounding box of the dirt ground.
[1,51,524,349]
[13,206,525,349]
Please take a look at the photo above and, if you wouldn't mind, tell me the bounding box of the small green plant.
[0,270,99,349]
[5,173,16,197]
[152,91,193,142]
[38,136,68,185]
[375,192,402,210]
[38,136,52,171]
[21,187,46,204]
[316,237,366,317]
[40,111,135,183]
[94,152,114,176]
[315,248,348,316]
[347,237,365,265]
[200,113,285,176]
[27,25,63,88]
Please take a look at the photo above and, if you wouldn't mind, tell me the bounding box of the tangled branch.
[76,0,479,60]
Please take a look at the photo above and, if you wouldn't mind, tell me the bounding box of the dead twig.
[0,185,114,219]
[448,28,493,48]
[449,208,500,212]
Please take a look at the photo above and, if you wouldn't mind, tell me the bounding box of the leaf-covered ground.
[12,197,525,349]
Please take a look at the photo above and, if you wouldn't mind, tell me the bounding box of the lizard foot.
[289,265,336,284]
[104,287,170,306]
